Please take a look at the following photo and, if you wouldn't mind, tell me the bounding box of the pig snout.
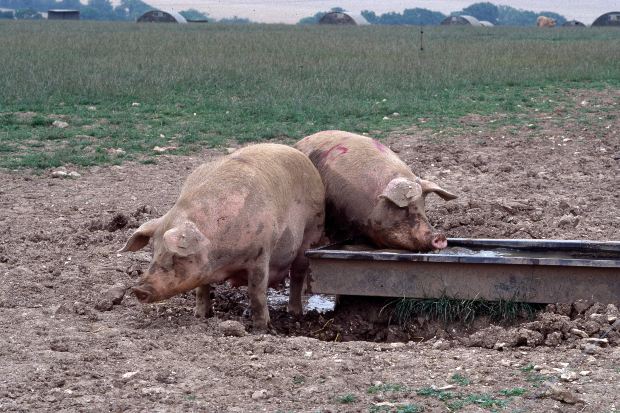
[131,285,154,303]
[431,233,448,250]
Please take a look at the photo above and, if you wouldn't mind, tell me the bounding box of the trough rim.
[305,238,620,268]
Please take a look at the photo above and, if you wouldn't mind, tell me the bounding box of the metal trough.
[306,239,620,304]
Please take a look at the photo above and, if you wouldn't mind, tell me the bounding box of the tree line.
[1,0,566,24]
[0,0,212,21]
[298,3,567,26]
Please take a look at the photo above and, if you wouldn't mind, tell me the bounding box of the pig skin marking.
[254,247,264,260]
[148,263,168,275]
[229,156,249,164]
[373,140,389,154]
[255,222,264,235]
[321,144,348,166]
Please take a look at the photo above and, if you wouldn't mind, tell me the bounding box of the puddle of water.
[339,243,612,260]
[305,294,336,312]
[438,246,576,260]
[268,293,336,313]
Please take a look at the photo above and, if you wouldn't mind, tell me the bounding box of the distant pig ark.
[137,10,187,23]
[295,131,457,253]
[119,144,325,332]
[592,12,620,26]
[317,12,369,25]
[440,15,482,26]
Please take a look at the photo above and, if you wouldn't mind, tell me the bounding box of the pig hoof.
[194,307,214,318]
[251,323,269,334]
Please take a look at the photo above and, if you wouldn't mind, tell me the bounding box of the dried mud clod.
[177,286,620,349]
[463,301,620,350]
[107,213,129,232]
[87,212,137,232]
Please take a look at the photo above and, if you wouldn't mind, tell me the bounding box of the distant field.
[1,20,619,170]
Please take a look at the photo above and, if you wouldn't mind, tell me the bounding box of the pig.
[294,130,456,252]
[536,16,556,27]
[118,144,325,333]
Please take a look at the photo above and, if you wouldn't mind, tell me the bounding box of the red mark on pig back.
[321,144,348,165]
[374,140,389,154]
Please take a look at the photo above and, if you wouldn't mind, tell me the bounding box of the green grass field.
[1,20,619,170]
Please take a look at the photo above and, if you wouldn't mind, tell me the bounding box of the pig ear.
[118,218,163,253]
[163,221,210,257]
[379,179,422,208]
[419,179,458,201]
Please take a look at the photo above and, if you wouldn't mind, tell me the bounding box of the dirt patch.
[1,87,619,412]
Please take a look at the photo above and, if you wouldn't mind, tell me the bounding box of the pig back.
[295,130,413,225]
[169,144,325,263]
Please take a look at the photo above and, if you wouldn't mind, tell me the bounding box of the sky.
[121,0,619,25]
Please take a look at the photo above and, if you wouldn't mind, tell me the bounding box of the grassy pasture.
[0,20,619,170]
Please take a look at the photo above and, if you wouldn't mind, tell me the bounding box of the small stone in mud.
[95,298,114,312]
[87,220,106,232]
[547,384,581,404]
[54,303,73,315]
[104,283,127,305]
[155,370,177,384]
[121,371,139,383]
[572,300,591,316]
[126,263,143,277]
[134,205,156,216]
[50,339,69,352]
[218,320,247,337]
[251,389,268,400]
[73,301,88,315]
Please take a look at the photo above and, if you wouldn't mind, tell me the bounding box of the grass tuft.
[387,291,543,328]
[333,393,358,404]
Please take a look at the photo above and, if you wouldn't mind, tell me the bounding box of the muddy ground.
[1,88,619,412]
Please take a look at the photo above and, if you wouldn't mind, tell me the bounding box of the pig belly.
[225,267,291,290]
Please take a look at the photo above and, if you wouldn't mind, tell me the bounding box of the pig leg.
[194,284,213,318]
[288,254,309,314]
[247,264,270,333]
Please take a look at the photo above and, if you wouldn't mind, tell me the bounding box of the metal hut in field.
[440,15,482,26]
[137,10,187,23]
[561,20,586,27]
[317,12,369,25]
[592,12,620,26]
[47,9,80,20]
[479,21,494,26]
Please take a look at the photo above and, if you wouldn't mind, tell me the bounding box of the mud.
[1,87,619,411]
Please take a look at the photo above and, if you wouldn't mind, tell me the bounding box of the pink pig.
[119,144,325,332]
[295,130,456,252]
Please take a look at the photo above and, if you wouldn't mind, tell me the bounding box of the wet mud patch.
[142,283,620,352]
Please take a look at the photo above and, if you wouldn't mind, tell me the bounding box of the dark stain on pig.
[271,227,295,264]
[306,150,325,170]
[255,223,264,235]
[249,267,266,287]
[230,156,249,164]
[324,200,359,242]
[172,255,188,279]
[148,263,169,275]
